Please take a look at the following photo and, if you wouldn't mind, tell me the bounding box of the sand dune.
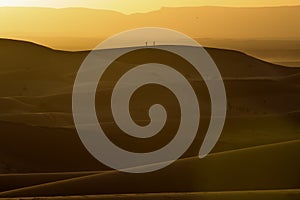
[278,73,300,85]
[0,97,35,113]
[0,39,298,98]
[0,39,298,172]
[0,112,73,128]
[0,171,99,192]
[1,78,299,127]
[0,39,299,128]
[0,140,299,197]
[0,121,108,173]
[2,190,299,200]
[0,39,299,198]
[0,113,299,173]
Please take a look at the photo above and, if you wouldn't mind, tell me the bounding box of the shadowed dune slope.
[0,113,299,174]
[0,121,108,173]
[0,171,98,192]
[0,39,299,174]
[0,140,299,197]
[2,190,300,200]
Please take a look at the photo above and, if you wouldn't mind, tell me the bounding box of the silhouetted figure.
[146,41,148,47]
[153,41,156,46]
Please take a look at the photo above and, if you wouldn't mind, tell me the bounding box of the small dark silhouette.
[145,41,148,47]
[153,41,156,46]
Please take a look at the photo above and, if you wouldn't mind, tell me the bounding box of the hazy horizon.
[1,0,300,14]
[1,6,300,39]
[1,4,300,14]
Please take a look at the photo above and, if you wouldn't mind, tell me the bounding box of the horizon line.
[1,5,300,15]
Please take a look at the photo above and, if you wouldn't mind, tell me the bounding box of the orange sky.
[0,0,300,14]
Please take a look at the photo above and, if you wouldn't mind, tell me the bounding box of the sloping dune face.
[0,140,300,197]
[0,39,299,198]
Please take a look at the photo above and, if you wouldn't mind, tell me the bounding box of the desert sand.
[0,39,299,198]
